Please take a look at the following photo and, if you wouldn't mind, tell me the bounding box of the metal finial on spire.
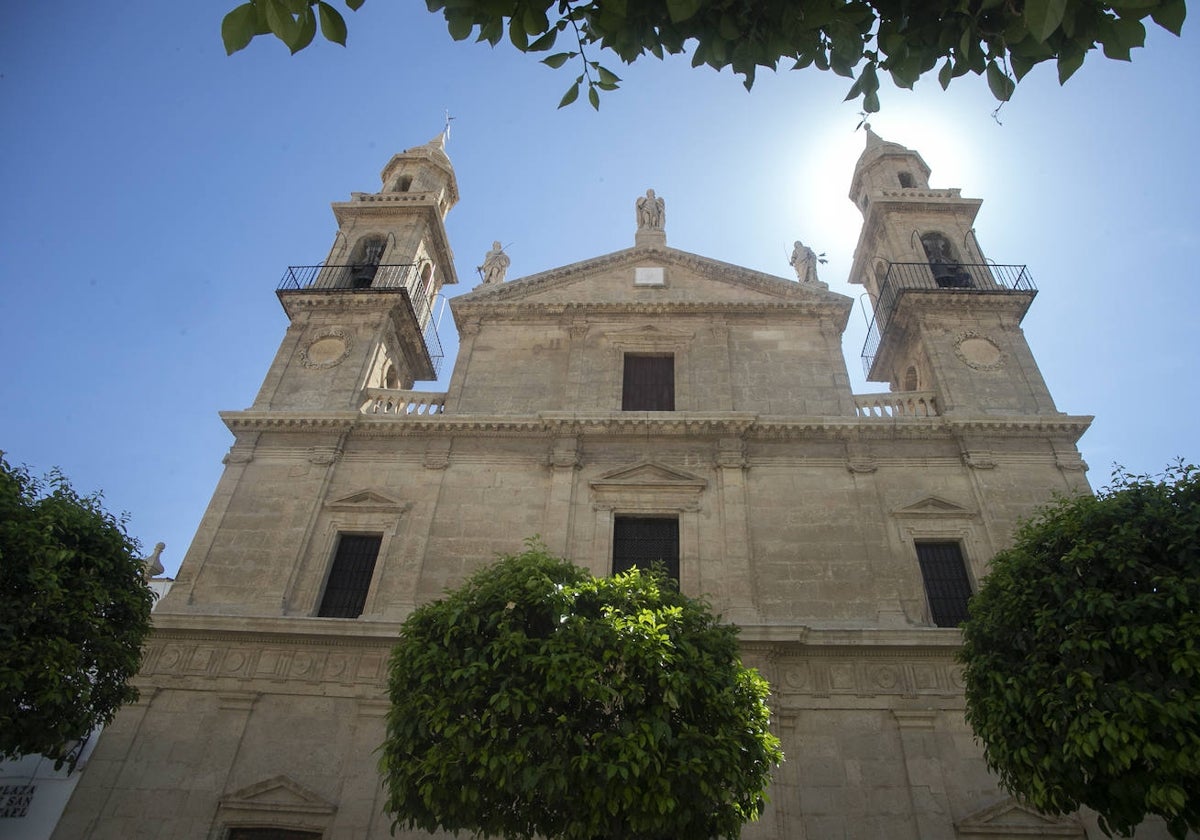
[443,109,455,144]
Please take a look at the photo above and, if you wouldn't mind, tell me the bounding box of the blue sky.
[2,3,1196,577]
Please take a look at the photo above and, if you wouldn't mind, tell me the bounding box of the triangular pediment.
[893,495,974,517]
[591,461,707,491]
[453,245,851,312]
[220,775,336,815]
[956,797,1083,836]
[325,489,409,513]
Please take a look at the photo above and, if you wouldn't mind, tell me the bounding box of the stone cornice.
[149,613,961,654]
[219,408,1092,444]
[453,300,851,321]
[150,612,404,646]
[276,288,415,320]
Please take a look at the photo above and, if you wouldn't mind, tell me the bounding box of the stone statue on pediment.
[479,241,510,285]
[789,240,828,287]
[636,189,665,231]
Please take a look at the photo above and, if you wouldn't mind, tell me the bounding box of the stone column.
[714,437,759,623]
[543,435,580,557]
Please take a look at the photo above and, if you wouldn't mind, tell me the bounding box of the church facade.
[57,132,1159,839]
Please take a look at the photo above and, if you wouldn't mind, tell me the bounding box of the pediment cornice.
[453,244,851,322]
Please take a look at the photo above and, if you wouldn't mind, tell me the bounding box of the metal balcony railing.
[278,264,443,378]
[861,262,1035,376]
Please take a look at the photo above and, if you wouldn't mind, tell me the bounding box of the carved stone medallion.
[954,331,1005,371]
[299,327,353,369]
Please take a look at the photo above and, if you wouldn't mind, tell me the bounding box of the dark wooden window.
[916,542,973,627]
[622,354,674,411]
[317,534,382,618]
[613,516,679,581]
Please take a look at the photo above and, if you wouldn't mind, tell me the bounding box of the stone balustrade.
[360,389,938,419]
[853,392,939,418]
[361,388,447,416]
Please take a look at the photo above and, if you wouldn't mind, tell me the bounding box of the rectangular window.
[317,534,382,618]
[916,541,972,627]
[613,516,679,581]
[622,354,674,411]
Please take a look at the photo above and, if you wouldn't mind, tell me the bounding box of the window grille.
[915,541,972,627]
[613,516,679,581]
[622,354,674,411]
[317,534,382,618]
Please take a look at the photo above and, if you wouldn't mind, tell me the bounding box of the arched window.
[393,174,412,192]
[350,236,386,288]
[898,172,915,188]
[903,365,919,392]
[384,364,399,390]
[920,233,972,288]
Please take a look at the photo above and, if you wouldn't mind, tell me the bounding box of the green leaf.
[1150,0,1186,35]
[290,5,316,52]
[1057,46,1086,83]
[317,1,347,45]
[509,16,529,51]
[1024,0,1068,42]
[264,0,300,43]
[523,4,549,35]
[665,0,702,23]
[527,28,558,51]
[222,3,259,54]
[557,81,580,108]
[986,60,1015,100]
[596,65,621,85]
[588,84,600,110]
[346,0,364,9]
[1111,17,1147,50]
[541,51,574,68]
[863,90,880,112]
[446,12,474,40]
[938,58,954,89]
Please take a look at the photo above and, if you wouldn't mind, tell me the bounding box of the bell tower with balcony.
[848,129,1058,417]
[252,132,459,412]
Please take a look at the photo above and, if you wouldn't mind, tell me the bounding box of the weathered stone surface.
[58,135,1184,840]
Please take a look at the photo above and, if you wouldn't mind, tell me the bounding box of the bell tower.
[252,132,459,411]
[848,130,1057,416]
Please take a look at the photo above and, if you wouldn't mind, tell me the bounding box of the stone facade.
[54,132,1182,839]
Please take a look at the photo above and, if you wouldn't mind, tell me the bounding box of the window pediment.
[591,462,706,511]
[220,775,336,816]
[892,495,975,517]
[324,490,410,514]
[591,461,707,492]
[955,797,1083,836]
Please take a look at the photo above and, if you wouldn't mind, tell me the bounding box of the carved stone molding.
[223,447,254,465]
[307,446,343,466]
[715,437,746,469]
[775,654,963,701]
[550,436,581,469]
[961,449,997,470]
[142,636,392,690]
[221,409,1093,445]
[423,438,451,469]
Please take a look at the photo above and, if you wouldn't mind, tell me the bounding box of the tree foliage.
[0,456,155,771]
[379,541,783,840]
[222,0,1186,111]
[960,463,1200,839]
